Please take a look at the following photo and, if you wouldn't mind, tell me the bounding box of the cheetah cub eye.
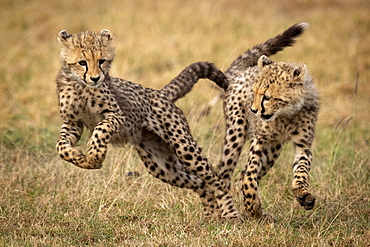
[78,60,87,66]
[263,95,271,101]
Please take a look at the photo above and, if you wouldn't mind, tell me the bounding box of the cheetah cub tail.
[161,23,309,103]
[160,61,228,102]
[226,22,309,74]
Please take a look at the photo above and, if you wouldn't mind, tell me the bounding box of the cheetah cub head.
[251,55,310,121]
[58,29,115,87]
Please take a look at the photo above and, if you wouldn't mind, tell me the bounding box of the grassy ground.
[1,0,369,246]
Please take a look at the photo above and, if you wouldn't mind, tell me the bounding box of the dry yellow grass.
[1,0,369,246]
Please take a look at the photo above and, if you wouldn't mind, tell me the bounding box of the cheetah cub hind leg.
[134,129,221,217]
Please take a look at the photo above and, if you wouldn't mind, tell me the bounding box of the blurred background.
[0,1,369,245]
[1,0,369,152]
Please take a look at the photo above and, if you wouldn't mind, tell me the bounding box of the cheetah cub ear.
[100,29,114,45]
[258,55,273,69]
[292,65,307,82]
[58,30,72,44]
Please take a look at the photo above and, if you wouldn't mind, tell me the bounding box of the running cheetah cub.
[55,29,239,219]
[166,22,319,219]
[220,50,320,219]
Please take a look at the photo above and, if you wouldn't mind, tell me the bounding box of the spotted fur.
[55,29,240,219]
[221,52,319,219]
[163,23,318,219]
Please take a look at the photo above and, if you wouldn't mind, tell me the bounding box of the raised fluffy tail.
[160,61,228,102]
[225,22,309,77]
[161,23,308,103]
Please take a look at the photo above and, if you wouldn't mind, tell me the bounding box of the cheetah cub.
[55,29,240,219]
[166,22,319,219]
[219,25,319,218]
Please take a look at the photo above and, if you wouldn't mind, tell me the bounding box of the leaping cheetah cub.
[55,29,239,219]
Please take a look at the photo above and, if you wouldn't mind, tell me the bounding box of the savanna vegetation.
[1,0,369,246]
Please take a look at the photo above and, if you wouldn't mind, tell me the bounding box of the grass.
[1,0,369,246]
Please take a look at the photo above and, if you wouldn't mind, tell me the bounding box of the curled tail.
[226,22,309,75]
[161,61,228,102]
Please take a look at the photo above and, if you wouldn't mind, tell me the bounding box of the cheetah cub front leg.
[241,139,267,219]
[241,139,283,220]
[84,113,126,168]
[291,145,315,210]
[57,113,125,169]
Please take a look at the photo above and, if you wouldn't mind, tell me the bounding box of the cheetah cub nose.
[90,76,100,83]
[251,108,258,114]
